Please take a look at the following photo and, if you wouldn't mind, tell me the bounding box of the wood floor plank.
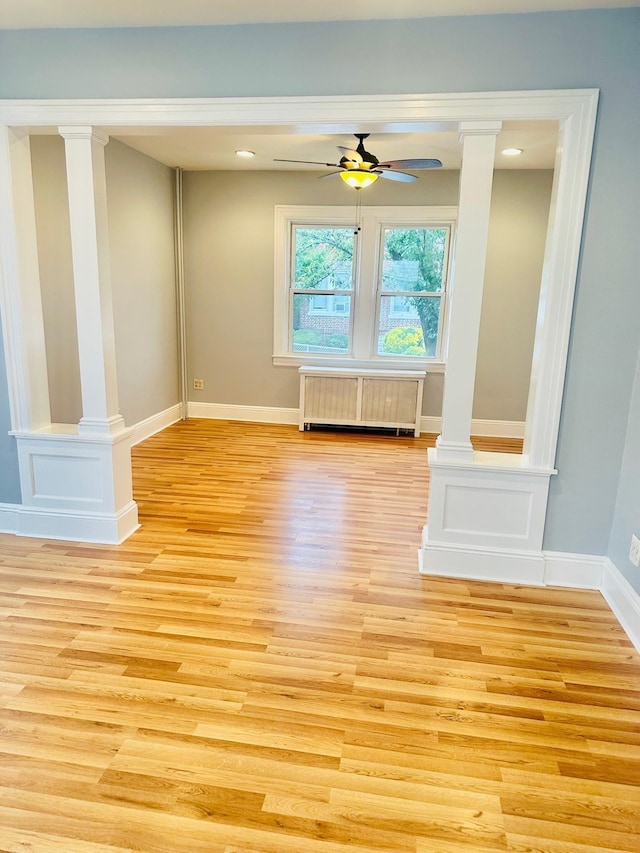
[0,419,639,852]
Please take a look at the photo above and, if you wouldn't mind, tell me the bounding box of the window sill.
[272,354,445,373]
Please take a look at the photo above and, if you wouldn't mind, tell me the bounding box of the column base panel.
[419,530,546,586]
[13,500,139,545]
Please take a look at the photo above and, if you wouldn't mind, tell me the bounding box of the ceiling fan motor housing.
[341,133,379,171]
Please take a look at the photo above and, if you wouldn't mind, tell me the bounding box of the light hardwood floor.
[0,419,639,853]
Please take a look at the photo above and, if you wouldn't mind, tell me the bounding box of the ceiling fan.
[274,133,442,188]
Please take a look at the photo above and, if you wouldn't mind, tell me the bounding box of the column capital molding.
[58,126,109,146]
[458,120,503,139]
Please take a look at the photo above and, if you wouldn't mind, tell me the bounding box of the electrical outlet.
[630,534,640,568]
[193,378,204,390]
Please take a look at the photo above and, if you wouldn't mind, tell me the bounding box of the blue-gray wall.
[609,348,640,586]
[0,9,639,567]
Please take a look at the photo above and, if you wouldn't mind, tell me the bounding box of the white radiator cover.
[298,366,426,436]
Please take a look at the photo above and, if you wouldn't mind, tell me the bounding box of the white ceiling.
[106,122,559,171]
[0,0,638,29]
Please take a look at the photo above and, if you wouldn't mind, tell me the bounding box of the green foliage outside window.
[382,327,426,356]
[293,329,324,345]
[291,223,447,358]
[325,334,349,349]
[383,228,447,355]
[294,228,354,290]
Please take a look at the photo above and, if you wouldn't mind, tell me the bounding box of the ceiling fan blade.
[273,158,340,167]
[337,147,363,163]
[378,158,442,170]
[378,170,418,183]
[319,171,344,179]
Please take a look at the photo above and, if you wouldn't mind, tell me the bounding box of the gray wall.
[105,140,179,426]
[0,9,639,563]
[31,135,80,423]
[30,136,178,428]
[477,170,552,422]
[183,168,550,420]
[183,168,456,415]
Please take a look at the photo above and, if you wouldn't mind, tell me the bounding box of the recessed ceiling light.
[502,147,523,156]
[235,149,255,158]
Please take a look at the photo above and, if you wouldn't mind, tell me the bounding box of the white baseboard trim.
[601,558,640,654]
[419,543,609,590]
[0,502,19,534]
[419,544,640,654]
[420,417,442,434]
[186,403,524,438]
[130,403,183,446]
[0,501,140,544]
[470,418,525,438]
[420,416,525,438]
[542,550,604,588]
[419,541,546,585]
[188,401,299,425]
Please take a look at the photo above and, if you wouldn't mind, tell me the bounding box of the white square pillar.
[433,122,501,463]
[0,126,51,432]
[59,126,124,437]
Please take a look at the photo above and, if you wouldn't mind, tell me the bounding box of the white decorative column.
[0,127,51,432]
[9,127,138,544]
[60,126,124,437]
[421,121,555,585]
[434,122,500,462]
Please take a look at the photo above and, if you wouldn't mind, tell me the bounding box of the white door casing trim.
[0,89,598,547]
[0,89,598,464]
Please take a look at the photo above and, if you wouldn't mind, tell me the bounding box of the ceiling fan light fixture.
[340,170,379,189]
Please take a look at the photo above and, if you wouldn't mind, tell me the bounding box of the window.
[377,227,449,359]
[290,226,354,354]
[274,206,456,367]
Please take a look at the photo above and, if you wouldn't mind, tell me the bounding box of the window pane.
[377,296,441,358]
[292,293,351,354]
[309,294,350,316]
[381,228,447,293]
[293,227,355,290]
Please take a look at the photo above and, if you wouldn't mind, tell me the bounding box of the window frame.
[274,205,457,370]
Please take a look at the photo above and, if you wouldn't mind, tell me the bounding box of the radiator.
[298,366,425,436]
